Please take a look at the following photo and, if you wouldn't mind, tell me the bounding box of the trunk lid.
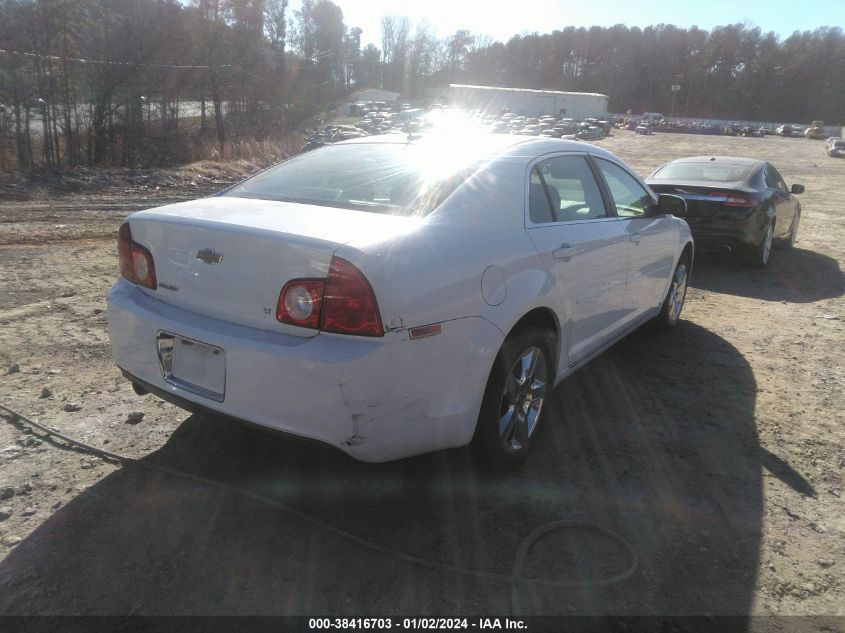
[128,196,420,336]
[649,183,749,219]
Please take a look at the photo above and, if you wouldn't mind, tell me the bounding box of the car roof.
[337,132,531,152]
[663,155,765,168]
[336,133,618,163]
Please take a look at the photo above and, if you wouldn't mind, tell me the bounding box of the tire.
[778,210,800,250]
[748,221,774,267]
[473,327,554,471]
[655,254,690,330]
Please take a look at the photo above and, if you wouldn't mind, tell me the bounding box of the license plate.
[157,332,226,401]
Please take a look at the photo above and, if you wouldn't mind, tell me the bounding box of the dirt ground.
[0,132,842,620]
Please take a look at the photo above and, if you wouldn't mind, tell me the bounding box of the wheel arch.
[501,306,561,375]
[680,240,694,269]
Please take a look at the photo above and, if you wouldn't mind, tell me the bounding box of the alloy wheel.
[666,262,688,324]
[762,223,774,265]
[790,213,800,247]
[498,347,547,452]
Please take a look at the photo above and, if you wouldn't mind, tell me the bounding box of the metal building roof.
[449,84,608,99]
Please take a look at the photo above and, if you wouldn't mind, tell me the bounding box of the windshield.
[651,161,753,183]
[223,143,483,216]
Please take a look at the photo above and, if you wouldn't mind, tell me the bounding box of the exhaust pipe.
[715,244,733,254]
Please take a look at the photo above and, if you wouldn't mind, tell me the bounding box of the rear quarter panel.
[334,155,558,337]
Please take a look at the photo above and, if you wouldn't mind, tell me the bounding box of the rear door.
[592,157,677,322]
[524,153,629,371]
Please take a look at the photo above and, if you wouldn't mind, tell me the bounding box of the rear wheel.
[473,327,554,471]
[749,221,774,267]
[655,254,690,330]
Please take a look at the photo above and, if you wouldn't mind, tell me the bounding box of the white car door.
[524,153,630,373]
[593,157,677,322]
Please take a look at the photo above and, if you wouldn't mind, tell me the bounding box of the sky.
[305,0,845,47]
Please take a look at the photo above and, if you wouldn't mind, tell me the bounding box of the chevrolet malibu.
[108,134,693,468]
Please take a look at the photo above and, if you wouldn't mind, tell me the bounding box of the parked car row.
[618,117,837,140]
[478,112,611,140]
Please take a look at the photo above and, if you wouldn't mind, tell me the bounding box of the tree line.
[1,0,843,173]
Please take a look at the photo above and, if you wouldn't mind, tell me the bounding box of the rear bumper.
[107,279,503,462]
[685,213,768,252]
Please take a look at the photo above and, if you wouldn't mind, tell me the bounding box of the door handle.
[553,243,577,261]
[629,232,641,244]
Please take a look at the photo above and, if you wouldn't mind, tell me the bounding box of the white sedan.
[108,134,693,468]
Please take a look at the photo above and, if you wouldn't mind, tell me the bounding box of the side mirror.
[656,193,687,217]
[791,184,804,194]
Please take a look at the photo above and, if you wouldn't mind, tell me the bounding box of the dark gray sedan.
[646,156,804,267]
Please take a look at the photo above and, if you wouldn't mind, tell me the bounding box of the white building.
[449,84,608,119]
[351,89,401,103]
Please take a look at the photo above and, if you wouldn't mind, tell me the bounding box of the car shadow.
[691,247,845,303]
[0,322,806,620]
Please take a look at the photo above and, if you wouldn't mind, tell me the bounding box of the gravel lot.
[0,132,843,619]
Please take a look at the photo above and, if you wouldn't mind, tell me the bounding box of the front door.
[524,153,629,372]
[593,157,677,322]
[765,164,797,239]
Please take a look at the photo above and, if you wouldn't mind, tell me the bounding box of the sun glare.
[405,110,488,182]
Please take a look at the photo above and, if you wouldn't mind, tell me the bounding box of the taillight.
[276,280,325,329]
[275,256,383,337]
[118,222,157,289]
[710,192,757,207]
[118,223,133,279]
[322,257,383,337]
[724,195,757,207]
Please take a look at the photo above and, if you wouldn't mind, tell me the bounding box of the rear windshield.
[651,161,753,183]
[223,142,483,216]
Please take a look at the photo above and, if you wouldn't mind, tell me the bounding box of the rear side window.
[594,159,653,217]
[528,156,607,224]
[529,168,555,223]
[763,165,780,189]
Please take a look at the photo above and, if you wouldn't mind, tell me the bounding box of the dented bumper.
[107,279,503,462]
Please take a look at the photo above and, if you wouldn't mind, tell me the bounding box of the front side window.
[595,158,653,217]
[528,155,607,224]
[768,165,788,191]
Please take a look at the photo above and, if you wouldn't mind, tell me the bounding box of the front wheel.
[779,210,800,249]
[655,255,690,330]
[473,327,554,471]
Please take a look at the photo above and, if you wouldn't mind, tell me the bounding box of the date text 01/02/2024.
[307,618,527,630]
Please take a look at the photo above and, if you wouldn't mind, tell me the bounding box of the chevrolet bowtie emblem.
[196,248,224,265]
